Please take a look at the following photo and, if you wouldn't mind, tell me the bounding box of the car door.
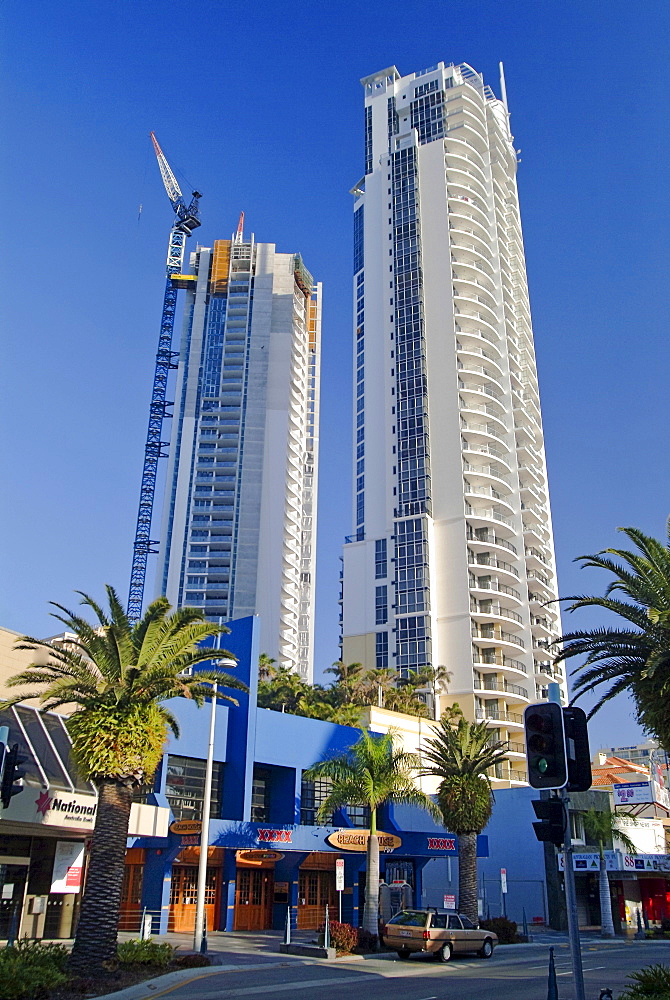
[459,912,483,951]
[448,913,466,952]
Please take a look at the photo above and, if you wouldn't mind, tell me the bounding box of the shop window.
[165,755,223,822]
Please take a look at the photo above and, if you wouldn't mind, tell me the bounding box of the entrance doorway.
[169,866,220,933]
[0,863,27,938]
[234,868,274,931]
[298,869,336,929]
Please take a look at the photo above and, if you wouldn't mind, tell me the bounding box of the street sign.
[443,893,456,909]
[335,858,344,891]
[500,868,507,894]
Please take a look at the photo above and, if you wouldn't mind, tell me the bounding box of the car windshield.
[388,911,428,927]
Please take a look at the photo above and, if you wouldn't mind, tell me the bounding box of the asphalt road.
[136,941,670,1000]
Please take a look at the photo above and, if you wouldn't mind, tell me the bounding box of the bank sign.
[4,784,97,829]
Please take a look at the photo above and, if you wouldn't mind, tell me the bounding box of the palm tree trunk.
[70,779,134,972]
[598,851,615,938]
[458,831,479,924]
[363,807,380,937]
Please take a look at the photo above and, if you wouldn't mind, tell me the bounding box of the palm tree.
[325,660,365,702]
[258,653,276,682]
[419,716,508,923]
[553,524,670,748]
[3,586,247,973]
[304,728,441,939]
[581,808,636,937]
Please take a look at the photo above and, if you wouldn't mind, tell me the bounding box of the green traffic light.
[538,758,548,773]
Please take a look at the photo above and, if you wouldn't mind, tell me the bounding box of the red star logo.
[35,791,52,817]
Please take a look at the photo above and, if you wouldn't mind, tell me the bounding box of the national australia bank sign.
[4,785,98,830]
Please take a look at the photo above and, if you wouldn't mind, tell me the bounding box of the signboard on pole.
[335,858,344,891]
[500,868,507,894]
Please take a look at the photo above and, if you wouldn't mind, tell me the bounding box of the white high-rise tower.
[158,231,321,681]
[341,62,566,784]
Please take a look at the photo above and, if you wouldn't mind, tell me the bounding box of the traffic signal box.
[524,702,592,793]
[0,744,25,809]
[531,798,566,847]
[524,702,568,790]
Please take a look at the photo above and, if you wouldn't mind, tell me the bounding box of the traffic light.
[1,744,25,809]
[563,705,592,792]
[524,702,567,789]
[532,798,566,847]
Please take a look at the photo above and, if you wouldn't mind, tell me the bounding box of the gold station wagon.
[383,908,498,962]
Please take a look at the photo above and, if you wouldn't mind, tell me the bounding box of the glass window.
[375,538,387,578]
[375,632,389,668]
[448,914,463,929]
[460,914,475,929]
[300,773,333,825]
[431,913,447,928]
[388,911,427,926]
[165,754,223,822]
[375,585,388,625]
[251,766,269,823]
[347,804,370,828]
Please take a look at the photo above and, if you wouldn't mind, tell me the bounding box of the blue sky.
[2,0,669,752]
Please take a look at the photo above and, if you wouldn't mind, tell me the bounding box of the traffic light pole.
[561,787,586,1000]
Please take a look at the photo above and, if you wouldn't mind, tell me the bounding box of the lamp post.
[193,680,216,954]
[193,621,225,953]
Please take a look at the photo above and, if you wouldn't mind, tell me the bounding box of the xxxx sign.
[257,828,292,844]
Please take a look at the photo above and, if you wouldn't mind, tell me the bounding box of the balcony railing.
[472,624,525,648]
[469,578,522,600]
[473,652,527,674]
[468,553,519,578]
[464,503,513,527]
[470,600,523,623]
[467,527,517,555]
[476,708,524,725]
[474,679,529,698]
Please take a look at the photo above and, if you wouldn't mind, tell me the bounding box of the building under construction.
[155,226,321,681]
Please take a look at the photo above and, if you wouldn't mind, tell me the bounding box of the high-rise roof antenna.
[499,61,509,112]
[235,211,245,243]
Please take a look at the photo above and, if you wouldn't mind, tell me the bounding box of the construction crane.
[127,133,202,623]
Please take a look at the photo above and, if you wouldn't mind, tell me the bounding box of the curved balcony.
[472,624,525,650]
[448,208,490,243]
[448,194,489,229]
[469,583,522,610]
[470,600,523,627]
[463,464,511,493]
[448,221,493,259]
[468,551,519,580]
[467,525,517,554]
[464,503,514,531]
[445,136,487,171]
[474,678,529,701]
[457,345,504,375]
[525,547,551,573]
[462,446,512,477]
[454,301,500,337]
[461,422,507,447]
[475,707,524,728]
[446,167,488,200]
[464,483,516,515]
[473,651,528,675]
[452,259,496,291]
[459,380,503,406]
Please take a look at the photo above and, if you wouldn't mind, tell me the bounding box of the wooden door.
[234,868,274,931]
[169,865,220,933]
[297,870,336,929]
[119,864,144,931]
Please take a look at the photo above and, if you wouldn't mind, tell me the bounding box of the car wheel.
[437,942,452,963]
[396,949,411,960]
[479,938,494,959]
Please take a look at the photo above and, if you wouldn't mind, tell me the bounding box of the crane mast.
[127,134,202,623]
